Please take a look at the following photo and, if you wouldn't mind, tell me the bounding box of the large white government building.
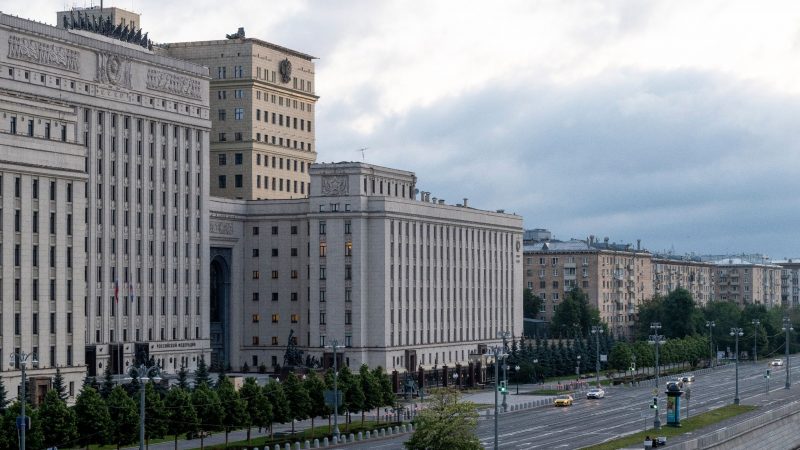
[0,4,524,404]
[210,162,524,373]
[0,8,211,400]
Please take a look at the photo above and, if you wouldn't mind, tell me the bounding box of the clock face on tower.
[279,58,292,83]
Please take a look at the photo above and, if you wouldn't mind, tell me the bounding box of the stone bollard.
[379,429,384,437]
[275,445,281,450]
[295,442,301,450]
[395,426,400,434]
[304,440,310,449]
[409,423,414,432]
[349,433,355,442]
[358,431,363,441]
[323,437,329,447]
[313,438,320,448]
[285,443,291,450]
[366,430,371,439]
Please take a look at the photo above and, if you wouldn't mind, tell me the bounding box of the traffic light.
[650,397,658,409]
[499,380,508,394]
[766,369,771,379]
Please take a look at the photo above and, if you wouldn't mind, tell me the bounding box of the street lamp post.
[591,326,603,387]
[576,355,581,380]
[452,372,459,389]
[730,327,744,404]
[126,363,162,450]
[498,331,511,412]
[326,339,342,442]
[783,317,794,389]
[9,351,37,450]
[486,345,508,450]
[514,365,520,394]
[706,321,715,368]
[752,319,760,363]
[648,322,665,429]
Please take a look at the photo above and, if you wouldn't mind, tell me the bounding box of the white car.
[681,375,694,383]
[586,388,605,399]
[772,359,784,366]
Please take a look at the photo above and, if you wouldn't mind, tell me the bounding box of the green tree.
[608,342,633,372]
[217,375,250,446]
[523,288,544,319]
[0,376,8,413]
[194,357,211,388]
[405,388,481,450]
[74,386,111,448]
[359,364,381,425]
[100,365,115,399]
[164,387,198,449]
[52,366,68,402]
[550,288,600,338]
[303,371,328,434]
[263,379,289,437]
[240,377,271,444]
[106,385,138,448]
[192,383,223,446]
[3,401,44,450]
[284,373,310,435]
[141,382,168,444]
[337,366,364,432]
[177,364,190,390]
[39,389,77,448]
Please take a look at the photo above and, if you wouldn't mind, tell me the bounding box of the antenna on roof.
[356,147,368,161]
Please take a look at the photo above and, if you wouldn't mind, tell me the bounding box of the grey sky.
[10,0,800,258]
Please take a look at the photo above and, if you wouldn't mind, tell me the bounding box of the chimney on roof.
[463,198,468,207]
[637,239,641,251]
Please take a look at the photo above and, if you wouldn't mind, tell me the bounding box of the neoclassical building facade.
[210,162,523,373]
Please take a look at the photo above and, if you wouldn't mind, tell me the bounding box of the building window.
[271,226,279,235]
[291,292,298,301]
[252,271,260,279]
[345,310,352,325]
[271,248,279,257]
[234,65,243,78]
[319,312,326,325]
[271,270,279,279]
[234,108,244,120]
[252,336,259,345]
[218,154,227,165]
[252,314,260,323]
[319,221,326,235]
[320,266,326,280]
[253,227,260,235]
[252,292,259,301]
[291,314,299,323]
[319,243,327,257]
[218,109,226,121]
[218,67,226,79]
[291,270,298,279]
[272,292,279,301]
[271,336,279,346]
[271,314,279,323]
[234,89,244,98]
[218,175,226,189]
[235,153,243,165]
[235,175,243,188]
[252,248,260,257]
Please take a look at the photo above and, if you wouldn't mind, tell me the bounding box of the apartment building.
[713,258,782,308]
[523,237,652,339]
[775,259,800,308]
[652,255,715,306]
[162,33,317,200]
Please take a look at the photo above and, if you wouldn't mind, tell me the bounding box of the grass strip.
[582,404,758,450]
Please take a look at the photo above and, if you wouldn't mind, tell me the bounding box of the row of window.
[0,176,74,201]
[219,174,306,194]
[3,209,68,235]
[218,153,307,173]
[253,109,312,133]
[8,278,74,302]
[251,313,301,323]
[92,295,201,317]
[252,292,300,302]
[6,312,74,336]
[6,116,69,141]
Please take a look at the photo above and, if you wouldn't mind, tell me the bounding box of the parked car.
[681,375,694,383]
[586,388,605,399]
[554,394,574,406]
[772,359,784,366]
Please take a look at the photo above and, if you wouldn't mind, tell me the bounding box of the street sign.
[324,389,343,408]
[15,415,29,430]
[600,354,608,362]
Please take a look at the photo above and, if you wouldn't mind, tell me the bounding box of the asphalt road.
[348,356,800,449]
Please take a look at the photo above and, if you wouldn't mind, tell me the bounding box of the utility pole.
[326,339,342,442]
[10,351,37,450]
[730,327,743,404]
[498,331,511,412]
[648,322,665,429]
[783,317,793,389]
[127,362,161,450]
[752,319,760,363]
[591,326,603,387]
[706,321,715,368]
[486,344,508,450]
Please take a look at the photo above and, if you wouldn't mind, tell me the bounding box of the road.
[348,356,800,449]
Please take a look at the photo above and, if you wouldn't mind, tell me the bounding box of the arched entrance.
[209,250,231,370]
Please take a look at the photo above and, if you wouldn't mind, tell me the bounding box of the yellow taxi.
[554,394,574,407]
